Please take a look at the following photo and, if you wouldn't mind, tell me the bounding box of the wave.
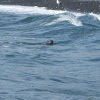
[0,5,82,26]
[0,5,100,26]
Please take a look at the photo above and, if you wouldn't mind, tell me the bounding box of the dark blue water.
[0,5,100,100]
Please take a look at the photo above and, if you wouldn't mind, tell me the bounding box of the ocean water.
[0,5,100,100]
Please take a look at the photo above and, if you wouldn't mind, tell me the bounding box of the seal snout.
[46,40,54,45]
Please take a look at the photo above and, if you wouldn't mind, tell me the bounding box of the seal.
[46,40,54,45]
[16,40,54,45]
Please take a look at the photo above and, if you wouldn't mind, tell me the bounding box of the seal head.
[46,40,54,45]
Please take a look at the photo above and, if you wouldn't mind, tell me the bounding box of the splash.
[56,0,60,4]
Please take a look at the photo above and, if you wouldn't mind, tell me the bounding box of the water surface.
[0,5,100,100]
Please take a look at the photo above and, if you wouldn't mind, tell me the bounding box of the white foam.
[46,14,82,26]
[89,13,100,21]
[72,12,85,17]
[61,15,82,26]
[0,5,65,15]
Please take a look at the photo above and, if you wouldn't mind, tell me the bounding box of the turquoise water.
[0,5,100,100]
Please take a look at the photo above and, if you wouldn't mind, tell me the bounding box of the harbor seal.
[46,40,54,45]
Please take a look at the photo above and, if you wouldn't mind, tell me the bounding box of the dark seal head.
[46,40,54,45]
